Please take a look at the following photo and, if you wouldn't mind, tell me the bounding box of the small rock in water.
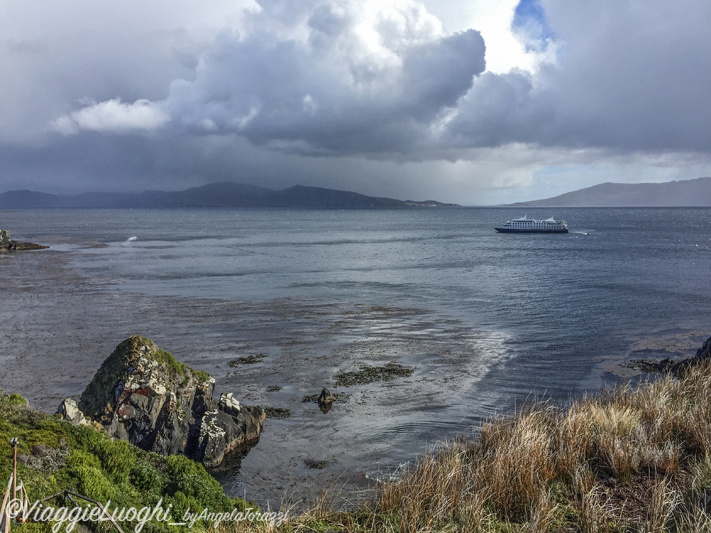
[0,228,48,251]
[318,387,335,413]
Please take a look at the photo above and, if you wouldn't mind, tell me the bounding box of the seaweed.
[227,354,267,367]
[334,363,414,387]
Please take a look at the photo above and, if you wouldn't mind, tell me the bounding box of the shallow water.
[1,207,710,507]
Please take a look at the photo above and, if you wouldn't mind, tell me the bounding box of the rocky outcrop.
[56,398,88,426]
[62,335,265,466]
[0,229,48,252]
[625,336,711,377]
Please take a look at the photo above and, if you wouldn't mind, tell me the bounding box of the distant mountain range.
[512,177,711,207]
[0,183,458,209]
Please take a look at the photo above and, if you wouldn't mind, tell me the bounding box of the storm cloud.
[57,0,487,156]
[2,0,711,203]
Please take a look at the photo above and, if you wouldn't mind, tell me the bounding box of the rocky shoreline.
[0,228,48,251]
[4,232,704,507]
[622,336,711,376]
[57,335,265,468]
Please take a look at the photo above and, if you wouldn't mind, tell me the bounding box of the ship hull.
[495,227,568,233]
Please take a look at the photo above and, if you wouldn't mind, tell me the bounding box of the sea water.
[1,207,710,505]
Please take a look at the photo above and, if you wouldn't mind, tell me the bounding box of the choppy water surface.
[1,207,710,506]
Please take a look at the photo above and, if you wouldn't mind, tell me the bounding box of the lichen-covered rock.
[74,335,264,466]
[196,405,266,467]
[218,392,240,417]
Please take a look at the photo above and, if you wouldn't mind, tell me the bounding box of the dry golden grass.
[216,358,711,532]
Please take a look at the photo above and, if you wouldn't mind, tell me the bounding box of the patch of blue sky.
[512,0,554,49]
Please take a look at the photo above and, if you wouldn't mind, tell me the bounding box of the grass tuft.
[221,356,711,531]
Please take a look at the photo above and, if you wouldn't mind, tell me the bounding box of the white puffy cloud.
[52,99,169,134]
[53,0,485,155]
[50,0,711,158]
[0,0,256,142]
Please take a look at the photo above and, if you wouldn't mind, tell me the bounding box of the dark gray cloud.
[445,70,554,147]
[53,0,711,155]
[443,0,711,153]
[1,0,711,203]
[62,1,486,157]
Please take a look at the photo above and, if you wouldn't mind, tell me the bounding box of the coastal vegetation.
[5,341,711,531]
[229,353,711,531]
[0,390,251,533]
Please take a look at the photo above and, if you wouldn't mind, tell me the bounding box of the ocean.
[1,207,710,506]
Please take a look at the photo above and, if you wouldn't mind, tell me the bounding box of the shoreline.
[1,244,707,509]
[3,336,710,531]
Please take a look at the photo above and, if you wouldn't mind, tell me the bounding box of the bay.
[1,207,709,506]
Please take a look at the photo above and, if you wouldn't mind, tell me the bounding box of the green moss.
[69,463,116,501]
[130,460,164,496]
[8,393,27,406]
[0,392,252,533]
[155,349,190,377]
[477,519,524,532]
[155,347,210,383]
[194,370,210,382]
[547,481,580,530]
[93,438,136,483]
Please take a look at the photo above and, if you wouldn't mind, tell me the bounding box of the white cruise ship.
[495,215,568,233]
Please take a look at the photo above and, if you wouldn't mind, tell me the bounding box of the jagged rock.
[196,405,266,467]
[218,392,240,417]
[0,228,48,252]
[75,335,265,466]
[56,398,88,426]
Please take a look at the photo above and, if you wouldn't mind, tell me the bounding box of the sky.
[1,0,710,205]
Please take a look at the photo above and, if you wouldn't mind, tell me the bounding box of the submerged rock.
[0,229,48,252]
[61,335,265,466]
